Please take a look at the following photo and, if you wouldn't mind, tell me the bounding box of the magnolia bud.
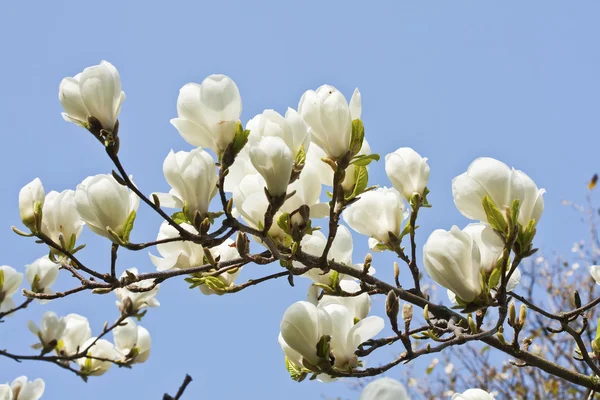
[385,291,399,332]
[236,232,249,258]
[508,302,516,327]
[402,303,413,325]
[519,304,527,328]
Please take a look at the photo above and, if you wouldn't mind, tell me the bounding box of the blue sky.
[1,1,599,399]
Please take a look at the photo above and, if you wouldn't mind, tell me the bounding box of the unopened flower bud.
[519,304,527,328]
[236,232,249,257]
[385,291,399,332]
[402,303,413,325]
[508,302,516,327]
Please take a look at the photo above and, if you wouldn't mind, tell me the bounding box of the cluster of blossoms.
[0,377,44,400]
[358,377,495,400]
[4,58,558,398]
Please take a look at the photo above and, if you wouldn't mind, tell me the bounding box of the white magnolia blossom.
[590,265,600,285]
[75,174,140,241]
[359,377,410,400]
[306,144,334,186]
[0,266,24,313]
[323,303,384,370]
[27,311,66,350]
[19,178,45,231]
[154,148,218,221]
[314,280,371,321]
[77,338,117,376]
[59,61,125,131]
[7,376,45,400]
[462,223,504,273]
[199,239,241,295]
[249,136,294,197]
[452,157,545,227]
[113,318,151,363]
[279,301,383,373]
[423,226,483,303]
[0,385,10,400]
[150,222,204,271]
[280,165,329,218]
[58,313,92,356]
[114,268,160,314]
[25,256,59,296]
[343,187,408,248]
[280,301,333,367]
[171,74,242,155]
[298,85,361,158]
[248,108,311,158]
[41,190,84,251]
[222,146,257,193]
[448,267,521,305]
[296,226,353,285]
[385,147,430,201]
[232,174,276,233]
[451,388,496,400]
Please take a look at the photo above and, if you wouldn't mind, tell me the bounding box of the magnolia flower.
[315,280,371,321]
[296,226,354,285]
[462,223,504,273]
[423,226,482,303]
[149,222,204,271]
[448,267,521,305]
[343,187,408,249]
[27,311,66,351]
[452,158,545,227]
[248,108,311,158]
[385,147,430,202]
[153,148,218,222]
[591,265,600,285]
[249,136,294,197]
[280,301,332,367]
[114,268,160,314]
[323,303,384,370]
[58,314,92,356]
[77,338,117,376]
[113,318,151,363]
[8,377,45,400]
[280,165,329,218]
[41,190,84,252]
[198,239,241,295]
[59,61,125,131]
[19,178,45,231]
[171,74,242,155]
[359,377,410,400]
[0,266,24,313]
[222,146,257,193]
[75,174,139,242]
[0,385,11,400]
[451,388,495,400]
[298,85,361,158]
[306,144,334,186]
[25,256,59,297]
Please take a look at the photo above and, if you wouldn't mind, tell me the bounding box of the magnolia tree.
[0,60,595,400]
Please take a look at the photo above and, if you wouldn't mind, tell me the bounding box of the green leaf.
[231,122,250,159]
[349,119,365,156]
[316,335,331,359]
[488,264,502,290]
[277,213,291,235]
[171,211,190,225]
[346,166,369,201]
[328,270,340,292]
[510,199,521,227]
[350,153,380,167]
[285,357,308,382]
[0,269,4,288]
[203,276,228,293]
[121,210,137,243]
[482,195,507,233]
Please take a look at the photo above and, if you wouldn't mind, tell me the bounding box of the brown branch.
[163,374,193,400]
